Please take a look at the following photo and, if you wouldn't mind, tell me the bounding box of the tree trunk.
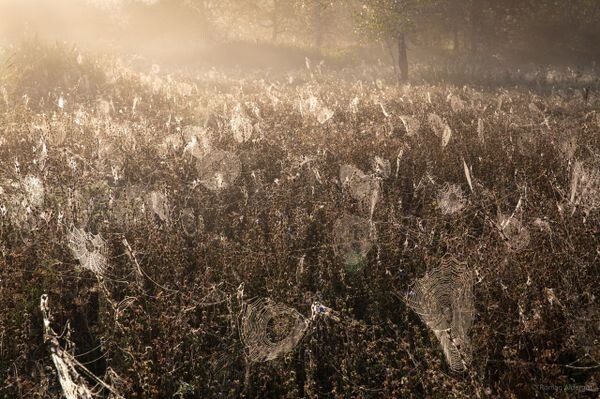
[384,38,398,76]
[397,32,408,81]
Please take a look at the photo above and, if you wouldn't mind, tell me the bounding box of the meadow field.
[0,41,599,398]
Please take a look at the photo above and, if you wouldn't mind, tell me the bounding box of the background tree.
[295,0,336,48]
[355,0,435,81]
[239,0,298,42]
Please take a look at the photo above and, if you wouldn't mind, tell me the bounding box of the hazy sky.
[0,0,160,45]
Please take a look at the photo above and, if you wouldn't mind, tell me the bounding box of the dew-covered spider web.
[146,190,170,224]
[230,103,254,143]
[298,93,334,124]
[22,175,45,208]
[332,213,374,271]
[196,149,242,192]
[497,214,530,252]
[68,227,109,276]
[110,185,146,228]
[399,115,421,137]
[569,159,600,215]
[437,183,466,215]
[179,207,204,237]
[406,256,475,372]
[40,294,123,399]
[0,177,42,235]
[560,135,577,161]
[450,95,466,113]
[339,164,380,215]
[182,125,212,159]
[316,106,334,124]
[239,297,310,363]
[428,113,452,147]
[372,156,391,179]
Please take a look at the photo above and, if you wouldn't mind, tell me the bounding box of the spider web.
[230,104,254,143]
[110,186,143,228]
[196,149,242,192]
[49,345,95,399]
[239,297,310,363]
[179,207,203,237]
[450,95,466,113]
[146,190,170,224]
[437,183,466,215]
[339,164,380,215]
[497,214,530,252]
[68,227,109,276]
[22,175,45,208]
[570,159,600,215]
[399,115,420,137]
[40,294,123,399]
[332,213,374,271]
[428,113,452,147]
[406,256,475,372]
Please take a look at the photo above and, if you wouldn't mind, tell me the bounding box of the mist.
[0,0,216,65]
[0,1,599,399]
[2,0,599,72]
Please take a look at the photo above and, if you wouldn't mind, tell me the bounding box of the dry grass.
[0,41,599,398]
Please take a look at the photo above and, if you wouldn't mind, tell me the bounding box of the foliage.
[354,0,432,41]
